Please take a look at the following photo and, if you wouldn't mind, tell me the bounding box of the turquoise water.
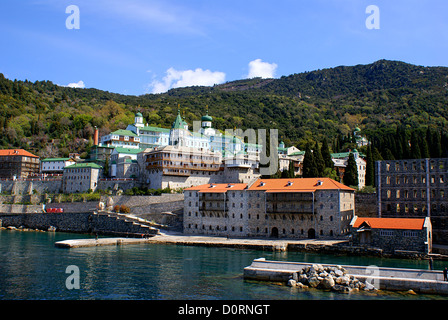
[0,229,447,300]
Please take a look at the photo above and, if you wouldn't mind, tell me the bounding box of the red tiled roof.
[248,178,355,192]
[353,217,425,230]
[185,183,248,193]
[0,149,39,158]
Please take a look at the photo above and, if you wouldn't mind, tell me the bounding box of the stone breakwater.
[286,264,376,293]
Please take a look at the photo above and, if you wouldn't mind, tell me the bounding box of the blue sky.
[1,0,447,96]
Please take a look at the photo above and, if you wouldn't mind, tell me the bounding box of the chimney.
[94,126,99,146]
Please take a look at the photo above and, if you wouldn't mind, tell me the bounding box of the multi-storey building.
[143,145,224,190]
[63,162,102,193]
[376,158,448,244]
[100,129,141,149]
[183,178,355,239]
[40,157,76,174]
[0,149,40,179]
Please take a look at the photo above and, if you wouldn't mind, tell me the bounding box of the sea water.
[0,229,447,300]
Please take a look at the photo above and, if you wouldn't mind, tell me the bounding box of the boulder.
[334,269,344,277]
[308,276,321,288]
[336,276,350,286]
[321,276,335,290]
[298,274,309,285]
[332,284,351,293]
[287,279,297,287]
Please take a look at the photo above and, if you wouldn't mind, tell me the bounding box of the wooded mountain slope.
[0,59,447,158]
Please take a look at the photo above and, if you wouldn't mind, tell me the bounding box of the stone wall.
[355,193,377,217]
[0,180,63,195]
[0,212,159,237]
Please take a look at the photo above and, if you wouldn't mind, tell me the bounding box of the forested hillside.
[0,59,447,159]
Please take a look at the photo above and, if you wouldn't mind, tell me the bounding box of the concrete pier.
[54,232,347,250]
[55,237,155,248]
[244,258,448,295]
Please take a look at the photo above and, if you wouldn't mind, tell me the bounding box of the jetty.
[54,232,347,250]
[244,258,448,295]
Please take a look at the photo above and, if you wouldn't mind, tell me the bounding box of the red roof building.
[0,149,40,179]
[184,178,356,239]
[350,216,432,254]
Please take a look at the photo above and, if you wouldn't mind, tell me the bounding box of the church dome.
[202,114,213,122]
[135,112,143,117]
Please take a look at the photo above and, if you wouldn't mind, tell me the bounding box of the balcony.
[146,163,221,172]
[266,203,314,214]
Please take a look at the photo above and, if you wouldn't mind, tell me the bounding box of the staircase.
[94,211,160,237]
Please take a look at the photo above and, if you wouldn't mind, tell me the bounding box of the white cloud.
[247,59,278,79]
[149,67,226,94]
[66,80,85,88]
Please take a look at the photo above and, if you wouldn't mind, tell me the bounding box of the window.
[403,230,418,237]
[380,230,394,237]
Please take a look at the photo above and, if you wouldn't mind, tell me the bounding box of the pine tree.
[344,153,358,188]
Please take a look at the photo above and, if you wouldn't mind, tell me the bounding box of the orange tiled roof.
[185,183,248,193]
[0,149,39,158]
[353,217,425,230]
[248,178,355,192]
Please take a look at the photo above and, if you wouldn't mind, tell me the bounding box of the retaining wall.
[0,212,159,237]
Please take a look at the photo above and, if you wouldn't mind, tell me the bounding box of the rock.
[296,282,308,289]
[308,276,321,288]
[287,279,297,287]
[291,272,299,282]
[321,276,335,290]
[364,281,376,291]
[332,284,351,293]
[334,269,344,277]
[336,276,350,286]
[407,289,417,295]
[299,274,308,285]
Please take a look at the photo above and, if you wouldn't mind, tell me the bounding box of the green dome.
[202,114,213,122]
[135,112,143,117]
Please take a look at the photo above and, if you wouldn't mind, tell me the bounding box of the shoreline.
[3,226,447,260]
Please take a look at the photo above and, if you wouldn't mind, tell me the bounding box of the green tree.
[410,131,421,159]
[365,145,375,187]
[302,144,318,178]
[344,153,358,188]
[321,137,333,169]
[314,141,325,177]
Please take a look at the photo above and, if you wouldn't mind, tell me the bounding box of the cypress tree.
[344,153,359,188]
[410,131,421,159]
[303,144,318,178]
[419,134,430,159]
[314,141,325,177]
[431,130,442,158]
[321,137,333,169]
[365,145,375,187]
